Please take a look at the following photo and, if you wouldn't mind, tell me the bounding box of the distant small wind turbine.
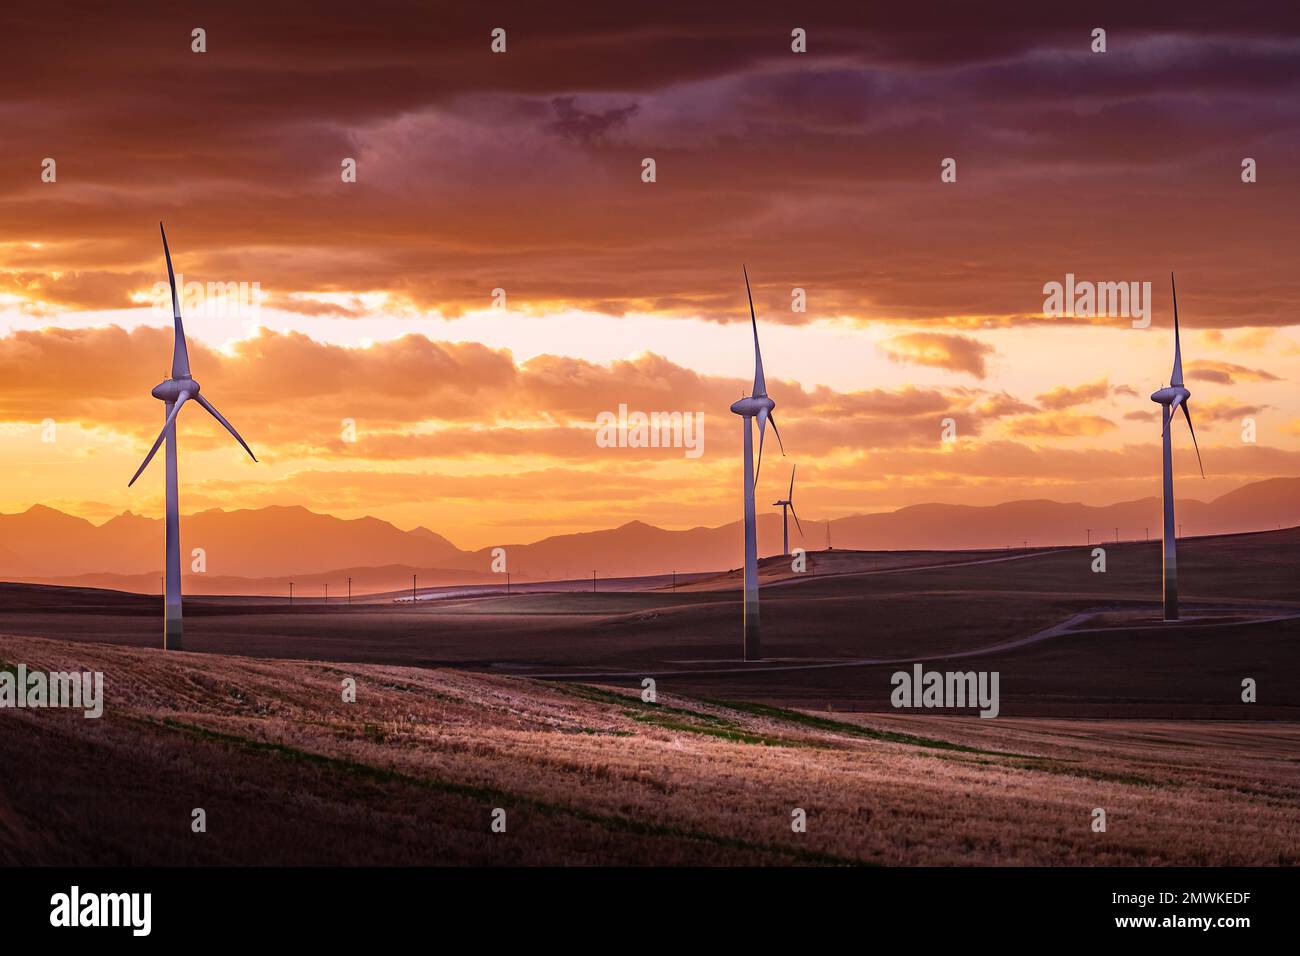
[772,464,802,556]
[729,267,784,661]
[128,224,257,650]
[1148,272,1205,622]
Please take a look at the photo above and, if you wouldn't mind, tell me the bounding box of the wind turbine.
[772,464,802,556]
[128,224,258,649]
[729,266,784,661]
[1148,272,1204,622]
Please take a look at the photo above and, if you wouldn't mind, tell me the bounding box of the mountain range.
[0,477,1296,595]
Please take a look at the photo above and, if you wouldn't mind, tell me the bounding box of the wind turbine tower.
[729,267,784,661]
[129,224,257,649]
[1148,272,1205,621]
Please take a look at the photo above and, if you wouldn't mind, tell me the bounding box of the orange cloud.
[878,333,995,378]
[1035,378,1111,410]
[1186,360,1281,385]
[1004,413,1118,438]
[1191,399,1268,425]
[970,392,1038,417]
[0,326,1041,461]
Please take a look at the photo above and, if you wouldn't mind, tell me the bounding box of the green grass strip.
[558,682,734,725]
[697,697,1033,758]
[625,710,809,748]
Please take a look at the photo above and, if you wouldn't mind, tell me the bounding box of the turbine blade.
[161,223,191,380]
[788,463,796,501]
[1170,272,1183,388]
[195,394,257,463]
[755,407,767,485]
[1180,401,1205,478]
[127,392,190,486]
[790,503,803,535]
[743,265,766,398]
[768,412,786,456]
[1164,393,1182,438]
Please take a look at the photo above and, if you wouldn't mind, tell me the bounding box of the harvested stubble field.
[2,634,1297,866]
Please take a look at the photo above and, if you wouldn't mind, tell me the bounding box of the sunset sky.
[1,3,1297,549]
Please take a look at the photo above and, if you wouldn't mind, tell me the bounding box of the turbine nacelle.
[1149,385,1189,406]
[152,377,200,402]
[730,395,774,418]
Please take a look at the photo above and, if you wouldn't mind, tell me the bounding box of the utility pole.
[325,583,328,605]
[1145,527,1149,541]
[672,570,676,592]
[1023,540,1027,550]
[1114,527,1119,543]
[347,576,352,605]
[592,570,597,593]
[506,572,511,596]
[1086,528,1091,545]
[289,581,294,606]
[412,574,417,604]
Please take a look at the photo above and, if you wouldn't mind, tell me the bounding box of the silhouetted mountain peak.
[1,477,1296,588]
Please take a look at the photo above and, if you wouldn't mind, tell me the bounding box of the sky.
[1,2,1298,549]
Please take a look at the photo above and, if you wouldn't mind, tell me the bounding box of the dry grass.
[2,634,1297,866]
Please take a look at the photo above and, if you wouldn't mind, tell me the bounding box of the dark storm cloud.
[1,1,1298,326]
[546,97,640,143]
